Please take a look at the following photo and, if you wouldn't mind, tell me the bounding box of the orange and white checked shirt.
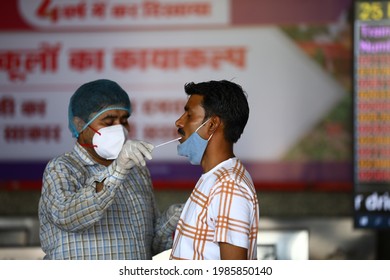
[170,158,259,260]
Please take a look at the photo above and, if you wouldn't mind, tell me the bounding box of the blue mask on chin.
[177,119,212,165]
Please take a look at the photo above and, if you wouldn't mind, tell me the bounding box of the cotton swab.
[154,137,182,148]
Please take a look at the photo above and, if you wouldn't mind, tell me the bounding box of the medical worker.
[170,80,259,260]
[38,79,182,259]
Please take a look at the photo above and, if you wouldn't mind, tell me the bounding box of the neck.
[201,136,234,173]
[77,141,113,167]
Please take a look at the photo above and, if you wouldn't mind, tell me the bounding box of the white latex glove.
[163,204,184,228]
[116,140,154,170]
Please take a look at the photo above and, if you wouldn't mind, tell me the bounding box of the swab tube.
[154,137,181,148]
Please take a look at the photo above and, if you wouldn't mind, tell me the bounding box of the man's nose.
[175,117,182,128]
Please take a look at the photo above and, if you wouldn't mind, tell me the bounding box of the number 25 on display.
[357,1,390,21]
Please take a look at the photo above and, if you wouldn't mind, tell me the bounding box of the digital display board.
[354,1,390,228]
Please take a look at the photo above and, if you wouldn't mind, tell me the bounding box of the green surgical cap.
[68,79,131,138]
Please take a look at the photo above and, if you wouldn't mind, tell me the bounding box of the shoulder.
[44,150,84,175]
[213,158,247,182]
[211,159,254,193]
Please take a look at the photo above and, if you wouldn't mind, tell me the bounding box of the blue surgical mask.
[177,119,212,165]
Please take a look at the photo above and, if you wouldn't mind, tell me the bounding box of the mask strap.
[196,118,215,141]
[79,125,100,148]
[88,125,101,136]
[80,143,97,148]
[195,118,211,133]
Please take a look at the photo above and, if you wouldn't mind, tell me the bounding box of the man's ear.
[73,117,85,133]
[208,116,221,135]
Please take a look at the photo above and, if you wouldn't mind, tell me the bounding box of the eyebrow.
[101,112,130,120]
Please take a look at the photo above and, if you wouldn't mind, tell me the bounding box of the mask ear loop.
[198,118,215,141]
[195,118,211,133]
[79,126,100,148]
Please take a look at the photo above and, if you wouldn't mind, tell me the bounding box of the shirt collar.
[74,142,97,166]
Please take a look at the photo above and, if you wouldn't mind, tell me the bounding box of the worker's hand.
[164,203,184,228]
[116,140,154,170]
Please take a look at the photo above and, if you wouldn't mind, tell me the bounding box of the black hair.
[184,80,249,143]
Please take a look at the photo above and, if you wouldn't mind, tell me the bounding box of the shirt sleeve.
[152,208,171,255]
[40,158,124,233]
[209,179,254,249]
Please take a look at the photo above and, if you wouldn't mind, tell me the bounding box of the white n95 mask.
[92,124,127,160]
